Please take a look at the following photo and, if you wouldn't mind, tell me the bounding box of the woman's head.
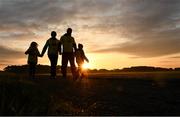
[30,41,38,48]
[51,31,57,37]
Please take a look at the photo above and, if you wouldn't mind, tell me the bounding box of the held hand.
[25,51,28,55]
[39,54,43,57]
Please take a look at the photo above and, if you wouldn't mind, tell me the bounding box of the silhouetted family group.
[25,28,89,79]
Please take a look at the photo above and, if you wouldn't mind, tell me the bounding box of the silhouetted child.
[75,43,89,78]
[25,42,41,79]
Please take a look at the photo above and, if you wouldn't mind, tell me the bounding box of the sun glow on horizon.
[82,63,90,69]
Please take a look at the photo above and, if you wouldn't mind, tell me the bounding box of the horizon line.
[2,64,180,71]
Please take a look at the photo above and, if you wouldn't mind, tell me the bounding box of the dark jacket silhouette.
[59,28,77,79]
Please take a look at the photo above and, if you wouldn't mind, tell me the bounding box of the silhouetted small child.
[25,42,41,79]
[75,43,89,78]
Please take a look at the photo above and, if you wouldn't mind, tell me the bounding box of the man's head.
[67,28,72,36]
[51,31,57,37]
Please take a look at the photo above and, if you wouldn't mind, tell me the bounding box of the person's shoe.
[50,76,56,79]
[29,75,35,80]
[62,75,67,79]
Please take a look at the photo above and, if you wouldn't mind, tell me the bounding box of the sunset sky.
[1,0,180,70]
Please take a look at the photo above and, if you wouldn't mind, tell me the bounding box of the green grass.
[0,71,180,115]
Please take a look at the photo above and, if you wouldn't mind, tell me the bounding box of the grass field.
[0,71,180,115]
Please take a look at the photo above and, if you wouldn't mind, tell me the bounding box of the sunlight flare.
[82,63,90,69]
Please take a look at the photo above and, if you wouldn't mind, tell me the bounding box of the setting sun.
[82,63,90,69]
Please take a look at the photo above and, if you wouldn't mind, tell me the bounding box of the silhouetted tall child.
[75,43,89,78]
[25,42,41,79]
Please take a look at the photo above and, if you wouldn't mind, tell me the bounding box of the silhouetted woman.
[41,31,60,79]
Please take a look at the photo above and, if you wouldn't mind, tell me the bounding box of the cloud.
[0,0,180,60]
[89,0,180,57]
[169,56,180,59]
[0,45,24,63]
[0,0,73,24]
[0,0,82,40]
[93,38,180,57]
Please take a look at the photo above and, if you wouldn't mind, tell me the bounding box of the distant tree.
[99,69,109,72]
[112,69,121,72]
[4,65,29,73]
[174,68,180,71]
[121,66,173,72]
[89,69,98,73]
[3,65,176,74]
[3,65,73,74]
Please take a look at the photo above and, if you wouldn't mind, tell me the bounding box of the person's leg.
[79,62,84,78]
[54,55,58,76]
[28,62,34,79]
[48,55,55,78]
[52,55,58,78]
[61,53,68,78]
[77,63,83,78]
[32,63,36,79]
[29,63,33,79]
[69,53,77,79]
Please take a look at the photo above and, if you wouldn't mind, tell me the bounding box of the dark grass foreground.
[0,72,180,115]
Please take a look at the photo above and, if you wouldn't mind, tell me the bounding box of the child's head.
[30,41,38,48]
[78,43,83,49]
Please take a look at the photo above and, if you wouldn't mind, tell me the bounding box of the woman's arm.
[41,40,49,56]
[37,49,41,57]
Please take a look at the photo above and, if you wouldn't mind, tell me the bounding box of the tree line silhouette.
[3,65,180,74]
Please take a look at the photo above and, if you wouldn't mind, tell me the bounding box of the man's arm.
[73,43,77,51]
[72,37,77,51]
[59,36,63,55]
[58,41,62,55]
[41,40,49,56]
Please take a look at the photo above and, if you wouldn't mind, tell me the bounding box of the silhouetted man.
[41,31,60,79]
[59,28,77,79]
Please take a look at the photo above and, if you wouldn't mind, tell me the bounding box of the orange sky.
[1,0,180,70]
